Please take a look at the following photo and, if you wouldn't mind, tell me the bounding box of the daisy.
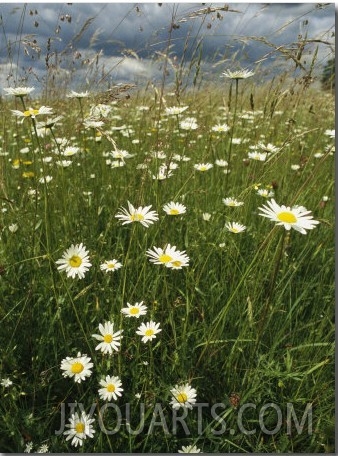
[66,90,90,98]
[180,117,198,130]
[62,146,80,157]
[115,201,159,228]
[38,176,53,185]
[194,163,213,172]
[121,302,147,318]
[3,86,35,97]
[11,106,53,120]
[202,213,211,221]
[63,411,95,447]
[146,244,190,269]
[222,68,255,79]
[178,445,202,453]
[60,352,93,383]
[215,159,228,167]
[248,151,267,161]
[98,375,123,401]
[90,103,112,118]
[291,164,301,171]
[24,442,34,453]
[92,321,123,354]
[222,197,244,207]
[56,160,72,168]
[257,188,275,198]
[258,199,319,234]
[100,259,122,273]
[110,149,135,161]
[211,123,230,133]
[83,119,105,129]
[37,444,49,453]
[163,202,187,215]
[1,377,13,387]
[8,223,18,233]
[165,106,189,115]
[170,383,197,410]
[136,321,162,343]
[225,222,247,233]
[324,129,335,138]
[152,166,174,180]
[257,142,279,154]
[56,243,92,279]
[36,115,63,130]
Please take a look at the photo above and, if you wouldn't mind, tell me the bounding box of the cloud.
[0,3,334,92]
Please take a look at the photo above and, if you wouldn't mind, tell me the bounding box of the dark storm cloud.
[0,3,334,89]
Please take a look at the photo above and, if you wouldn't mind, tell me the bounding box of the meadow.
[0,5,335,454]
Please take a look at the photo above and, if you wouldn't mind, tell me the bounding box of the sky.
[0,2,335,92]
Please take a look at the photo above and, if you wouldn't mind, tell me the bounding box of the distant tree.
[321,58,335,91]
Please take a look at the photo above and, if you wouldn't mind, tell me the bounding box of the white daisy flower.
[247,151,268,161]
[170,383,197,410]
[121,302,147,318]
[115,201,159,228]
[258,199,319,234]
[146,244,190,269]
[1,378,13,387]
[225,222,247,233]
[92,321,123,354]
[222,197,244,207]
[3,86,35,97]
[211,123,230,133]
[63,146,80,157]
[36,443,49,453]
[100,259,122,273]
[215,159,228,167]
[257,188,275,198]
[136,321,162,343]
[178,444,202,453]
[24,442,34,453]
[66,90,90,98]
[163,202,187,215]
[194,163,213,172]
[222,68,255,79]
[56,243,92,279]
[56,160,72,168]
[63,411,95,447]
[165,106,189,115]
[98,375,123,401]
[60,352,93,383]
[11,106,53,120]
[180,117,198,130]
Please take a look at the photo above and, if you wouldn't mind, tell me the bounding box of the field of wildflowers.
[0,3,335,454]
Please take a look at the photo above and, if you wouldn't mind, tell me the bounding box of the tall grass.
[0,3,335,453]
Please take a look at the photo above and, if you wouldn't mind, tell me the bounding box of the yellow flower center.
[277,211,297,224]
[145,329,154,337]
[107,383,116,392]
[71,362,84,374]
[169,209,180,215]
[75,422,85,434]
[107,263,115,269]
[24,109,39,117]
[103,334,113,343]
[171,260,182,268]
[130,307,140,315]
[177,392,188,403]
[159,254,173,264]
[231,228,239,233]
[69,255,82,268]
[131,213,145,222]
[199,166,207,171]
